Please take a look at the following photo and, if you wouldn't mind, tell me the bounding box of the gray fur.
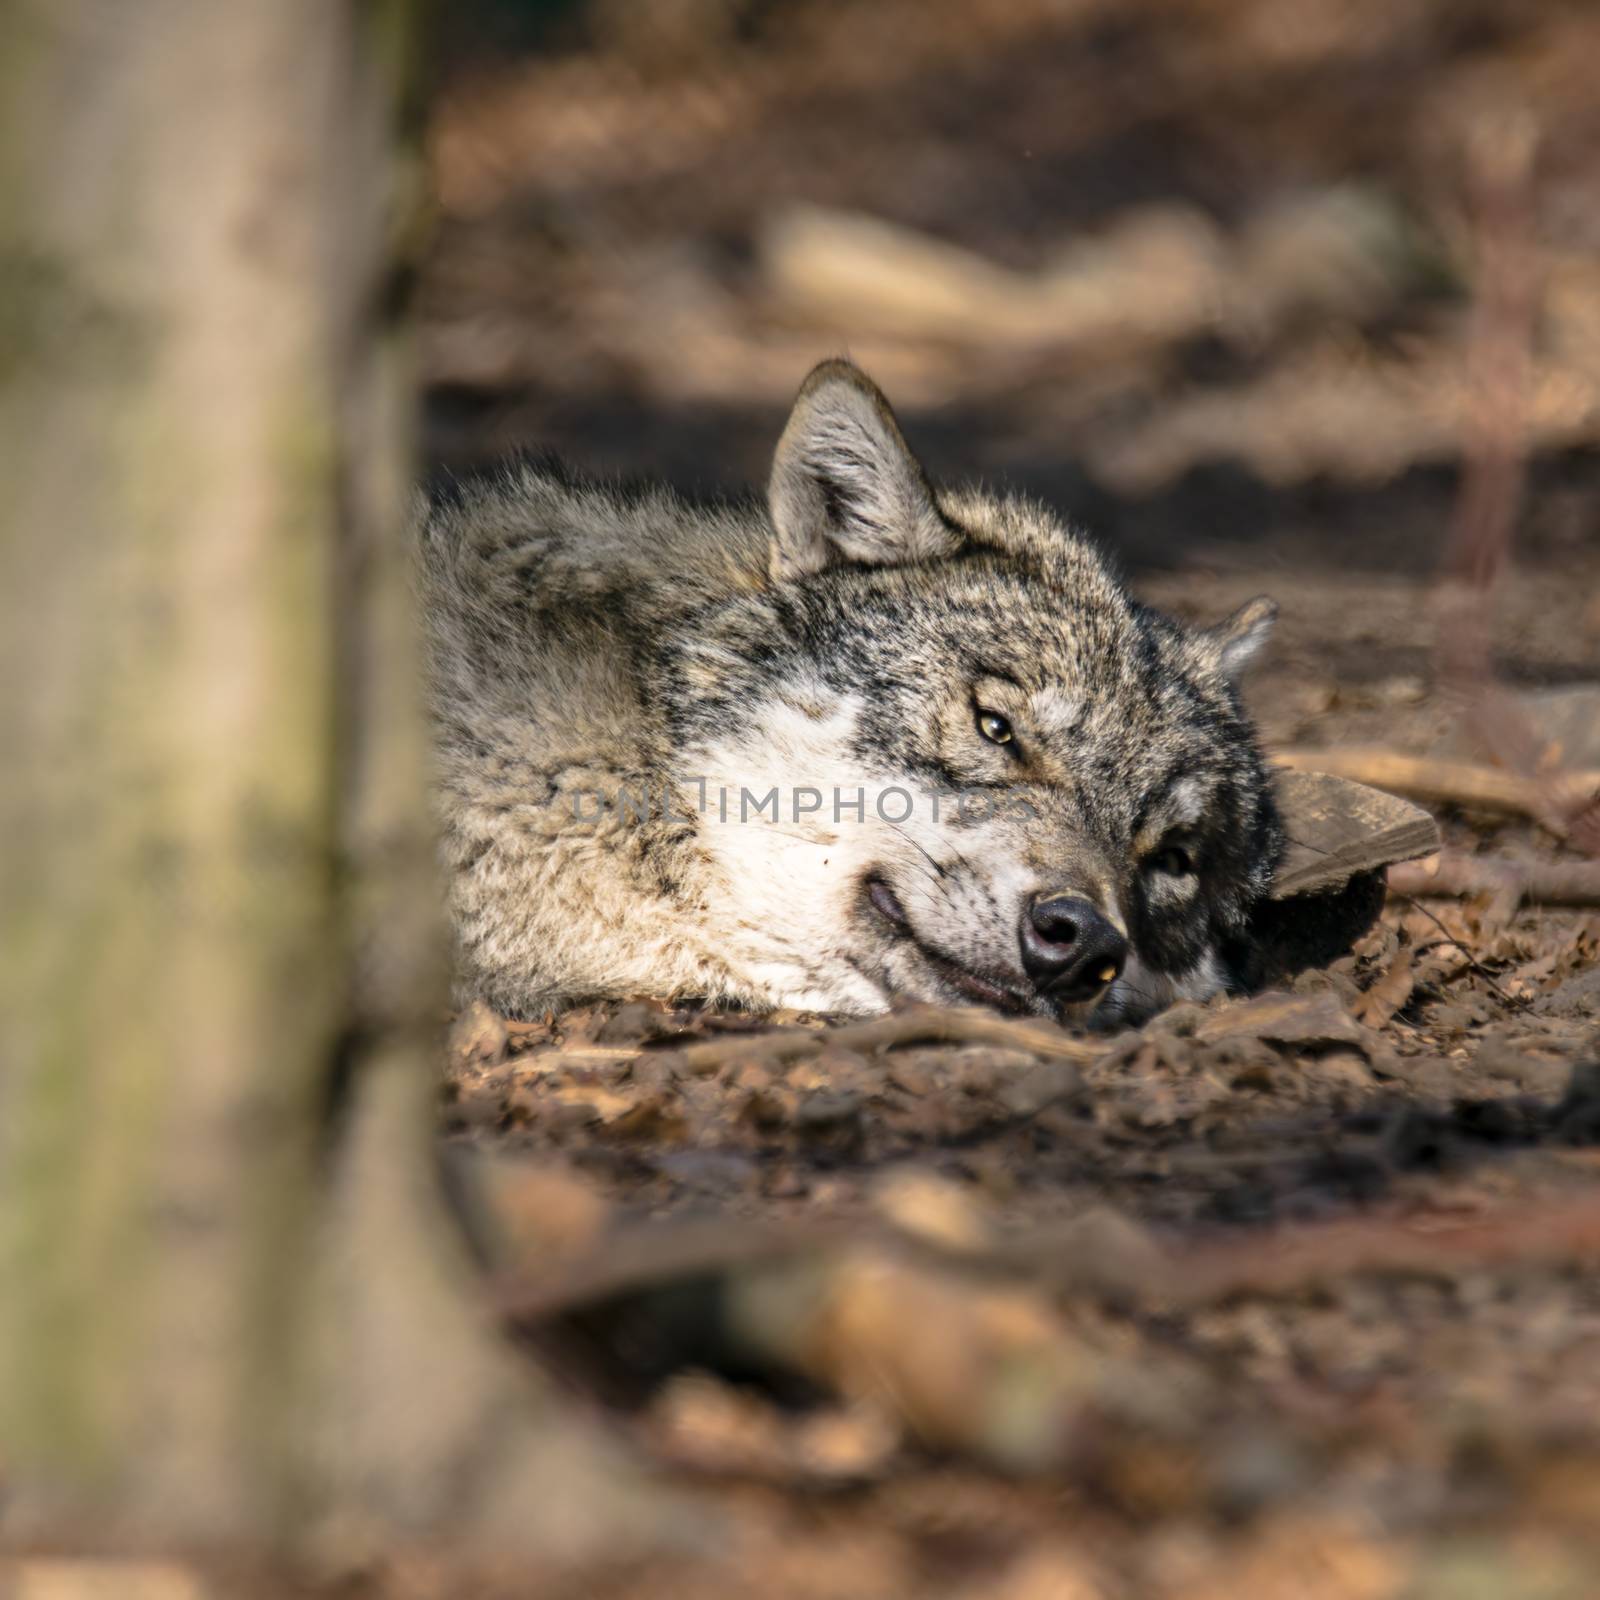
[418,361,1283,1025]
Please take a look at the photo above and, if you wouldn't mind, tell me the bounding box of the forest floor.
[93,3,1597,1595]
[416,551,1600,1600]
[405,2,1600,1592]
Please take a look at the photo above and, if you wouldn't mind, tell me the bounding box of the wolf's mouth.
[862,874,1035,1016]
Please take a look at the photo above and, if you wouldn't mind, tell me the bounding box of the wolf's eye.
[975,708,1014,746]
[1151,844,1195,877]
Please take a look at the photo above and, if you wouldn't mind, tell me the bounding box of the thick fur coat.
[419,361,1283,1024]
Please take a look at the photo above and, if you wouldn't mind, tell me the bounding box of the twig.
[671,1003,1098,1075]
[1389,854,1600,908]
[828,1004,1098,1061]
[984,1190,1600,1303]
[1428,115,1600,853]
[1167,1191,1600,1303]
[494,1216,831,1324]
[1436,114,1536,644]
[1382,887,1521,1006]
[496,1189,1600,1334]
[1272,746,1600,830]
[674,1028,835,1075]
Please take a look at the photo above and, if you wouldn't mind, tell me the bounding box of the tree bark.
[0,1,671,1560]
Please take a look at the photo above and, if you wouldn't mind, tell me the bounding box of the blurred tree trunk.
[0,0,664,1560]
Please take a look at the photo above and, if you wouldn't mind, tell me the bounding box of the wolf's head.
[658,361,1282,1025]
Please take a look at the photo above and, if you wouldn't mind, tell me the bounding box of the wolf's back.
[413,458,768,1014]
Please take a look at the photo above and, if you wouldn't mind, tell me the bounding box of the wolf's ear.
[1195,595,1277,680]
[767,359,958,580]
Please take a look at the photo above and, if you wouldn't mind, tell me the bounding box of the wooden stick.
[1168,1191,1600,1303]
[827,1005,1097,1061]
[674,1028,831,1074]
[1388,854,1600,907]
[1273,746,1600,824]
[498,1190,1600,1333]
[672,1004,1098,1075]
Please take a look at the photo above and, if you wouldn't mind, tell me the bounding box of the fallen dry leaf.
[1353,946,1417,1027]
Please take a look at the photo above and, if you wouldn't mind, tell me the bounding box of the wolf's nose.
[1020,895,1127,1001]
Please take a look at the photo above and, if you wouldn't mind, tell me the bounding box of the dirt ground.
[353,3,1600,1595]
[417,570,1600,1598]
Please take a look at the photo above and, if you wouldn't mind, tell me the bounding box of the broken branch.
[1388,853,1600,907]
[1273,746,1600,829]
[827,1005,1098,1061]
[1169,1190,1600,1302]
[671,1004,1098,1076]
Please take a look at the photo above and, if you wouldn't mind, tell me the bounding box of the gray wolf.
[419,359,1283,1026]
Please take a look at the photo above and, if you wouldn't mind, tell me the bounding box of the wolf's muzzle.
[1020,894,1127,1002]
